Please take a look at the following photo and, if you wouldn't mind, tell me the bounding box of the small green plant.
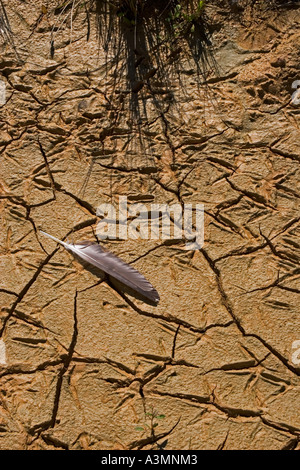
[135,407,166,438]
[166,0,206,36]
[134,407,181,450]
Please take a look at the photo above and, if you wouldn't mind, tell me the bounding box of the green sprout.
[135,408,166,437]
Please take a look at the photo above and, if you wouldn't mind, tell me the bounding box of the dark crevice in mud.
[107,279,234,335]
[0,288,18,297]
[259,227,300,265]
[136,362,170,391]
[277,284,300,294]
[172,325,181,359]
[146,388,300,439]
[73,355,136,376]
[280,438,299,450]
[20,140,97,218]
[209,214,299,263]
[149,387,260,418]
[40,434,69,450]
[260,416,300,437]
[45,289,79,434]
[205,209,248,237]
[225,177,278,211]
[214,194,244,215]
[0,249,59,338]
[53,181,97,216]
[236,269,300,296]
[214,241,269,263]
[0,128,28,155]
[10,308,58,336]
[0,194,56,210]
[201,247,300,377]
[270,145,300,163]
[68,217,98,234]
[93,160,159,175]
[147,87,176,163]
[127,240,186,266]
[38,139,57,200]
[217,431,230,450]
[203,353,271,375]
[0,359,63,379]
[0,194,55,254]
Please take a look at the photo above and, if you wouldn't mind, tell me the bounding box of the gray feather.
[40,231,160,303]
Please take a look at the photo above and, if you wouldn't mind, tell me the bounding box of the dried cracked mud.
[0,0,300,450]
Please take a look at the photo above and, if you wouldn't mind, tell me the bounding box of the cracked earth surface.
[0,0,300,450]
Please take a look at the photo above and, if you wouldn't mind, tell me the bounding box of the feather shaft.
[40,230,69,249]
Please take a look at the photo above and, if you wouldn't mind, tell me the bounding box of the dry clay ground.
[0,0,300,450]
